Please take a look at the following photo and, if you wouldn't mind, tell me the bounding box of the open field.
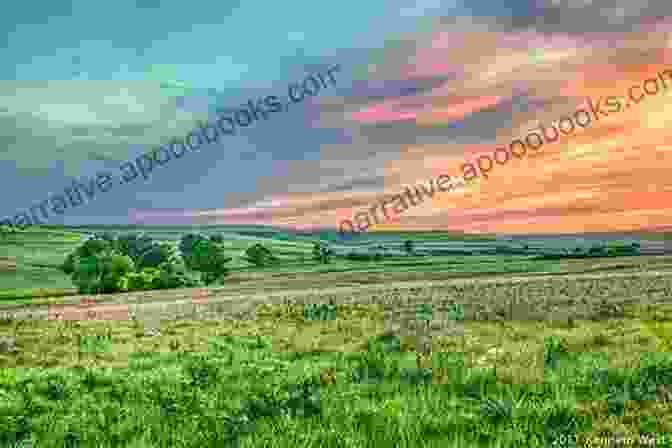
[0,225,666,302]
[1,226,672,446]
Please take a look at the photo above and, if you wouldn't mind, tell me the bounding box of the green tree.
[244,243,278,267]
[71,255,102,294]
[61,252,77,275]
[99,254,135,293]
[403,240,414,256]
[190,239,232,285]
[65,235,117,293]
[588,244,607,257]
[179,233,210,270]
[115,233,155,265]
[156,255,202,289]
[71,251,134,294]
[135,242,175,270]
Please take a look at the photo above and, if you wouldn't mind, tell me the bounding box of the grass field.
[1,226,671,446]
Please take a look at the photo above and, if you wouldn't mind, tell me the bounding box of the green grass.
[2,305,672,447]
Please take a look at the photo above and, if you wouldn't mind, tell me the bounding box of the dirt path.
[1,269,670,323]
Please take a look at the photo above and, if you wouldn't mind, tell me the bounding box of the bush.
[61,253,76,275]
[178,233,210,270]
[187,239,231,285]
[243,243,278,267]
[119,268,161,291]
[157,258,202,289]
[123,273,146,291]
[115,233,155,266]
[346,252,375,261]
[135,242,175,270]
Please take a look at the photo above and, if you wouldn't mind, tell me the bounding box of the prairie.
[1,226,671,447]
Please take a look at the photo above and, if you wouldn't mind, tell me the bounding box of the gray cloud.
[479,0,672,33]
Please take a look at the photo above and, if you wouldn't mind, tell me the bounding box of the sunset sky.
[2,0,671,234]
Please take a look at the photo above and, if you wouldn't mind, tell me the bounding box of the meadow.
[1,225,671,447]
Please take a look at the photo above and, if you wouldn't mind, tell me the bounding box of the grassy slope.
[0,228,84,300]
[1,226,672,446]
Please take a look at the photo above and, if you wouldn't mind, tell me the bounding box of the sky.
[1,0,672,234]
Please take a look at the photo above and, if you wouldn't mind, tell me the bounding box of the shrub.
[135,242,175,271]
[346,252,375,261]
[71,260,101,294]
[61,253,76,275]
[189,239,231,285]
[122,268,161,291]
[157,258,202,289]
[243,243,278,267]
[178,233,209,270]
[123,273,146,291]
[115,233,155,265]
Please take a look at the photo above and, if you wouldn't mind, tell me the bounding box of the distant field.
[0,225,668,303]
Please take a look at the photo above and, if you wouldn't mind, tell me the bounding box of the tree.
[588,244,607,257]
[63,234,117,293]
[209,233,224,243]
[403,240,414,256]
[244,243,278,267]
[61,252,77,275]
[70,251,134,294]
[78,235,115,258]
[179,233,210,270]
[115,233,155,265]
[135,242,175,270]
[157,256,202,289]
[189,239,232,285]
[99,254,135,293]
[93,231,116,244]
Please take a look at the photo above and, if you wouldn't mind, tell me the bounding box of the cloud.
[0,80,209,175]
[474,0,672,33]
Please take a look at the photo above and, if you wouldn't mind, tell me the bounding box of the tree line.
[58,232,290,294]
